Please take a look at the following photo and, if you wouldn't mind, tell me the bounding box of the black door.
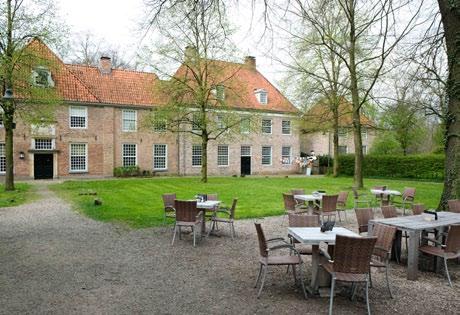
[241,156,251,175]
[34,154,53,179]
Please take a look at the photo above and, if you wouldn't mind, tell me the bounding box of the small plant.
[113,166,140,177]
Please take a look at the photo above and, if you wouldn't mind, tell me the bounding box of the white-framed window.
[338,145,348,154]
[282,120,291,135]
[153,119,167,132]
[262,119,272,134]
[70,143,88,172]
[192,113,201,131]
[153,144,168,170]
[240,116,250,134]
[361,128,368,140]
[0,143,5,173]
[281,146,292,165]
[255,89,268,104]
[262,146,272,165]
[338,128,348,138]
[31,67,55,87]
[362,145,367,155]
[34,138,54,150]
[192,144,202,167]
[122,144,137,167]
[122,109,137,132]
[241,145,251,156]
[217,145,229,167]
[212,85,225,101]
[69,106,87,129]
[217,114,225,130]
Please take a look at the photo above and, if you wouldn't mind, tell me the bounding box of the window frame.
[153,144,168,170]
[122,109,137,132]
[192,144,202,167]
[255,89,268,104]
[261,119,272,134]
[282,120,291,135]
[33,138,54,150]
[153,118,167,132]
[261,146,272,166]
[69,106,88,129]
[338,145,348,154]
[217,145,229,167]
[281,146,292,165]
[0,143,5,174]
[32,66,55,88]
[122,143,137,167]
[69,143,88,173]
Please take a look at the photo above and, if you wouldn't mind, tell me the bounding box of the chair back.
[162,193,176,209]
[337,191,349,206]
[448,199,460,213]
[291,189,305,196]
[228,198,238,219]
[288,213,320,227]
[283,193,297,211]
[174,200,199,222]
[333,235,377,274]
[321,195,338,213]
[412,203,426,215]
[207,194,218,201]
[372,224,397,260]
[445,224,460,253]
[355,208,374,233]
[381,205,397,218]
[402,187,416,201]
[254,223,268,257]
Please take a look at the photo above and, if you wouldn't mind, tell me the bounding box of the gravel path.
[0,183,459,314]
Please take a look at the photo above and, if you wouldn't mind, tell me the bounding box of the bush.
[113,166,141,177]
[337,154,445,180]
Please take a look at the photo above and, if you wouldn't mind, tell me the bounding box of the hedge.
[336,154,445,180]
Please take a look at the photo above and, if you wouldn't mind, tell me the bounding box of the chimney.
[184,46,198,63]
[244,56,256,70]
[99,56,112,74]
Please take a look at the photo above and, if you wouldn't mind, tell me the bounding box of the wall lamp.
[19,151,25,160]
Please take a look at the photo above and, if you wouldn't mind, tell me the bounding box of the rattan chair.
[291,189,305,195]
[291,189,308,209]
[208,198,237,239]
[206,193,218,201]
[411,203,426,215]
[381,205,398,218]
[352,187,372,209]
[448,199,460,213]
[171,200,203,247]
[419,224,460,287]
[392,187,416,215]
[319,235,377,315]
[336,191,349,222]
[314,194,338,223]
[355,208,374,235]
[370,223,397,298]
[162,193,176,224]
[254,223,307,299]
[288,213,320,255]
[283,193,308,219]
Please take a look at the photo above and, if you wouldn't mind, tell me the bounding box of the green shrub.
[113,166,140,177]
[336,154,444,180]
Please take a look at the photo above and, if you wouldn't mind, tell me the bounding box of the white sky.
[56,0,282,85]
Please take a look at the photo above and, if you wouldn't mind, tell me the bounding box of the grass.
[0,183,35,208]
[50,176,444,229]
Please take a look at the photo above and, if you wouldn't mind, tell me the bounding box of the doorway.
[34,154,53,179]
[241,156,251,175]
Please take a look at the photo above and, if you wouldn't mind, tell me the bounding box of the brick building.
[0,41,301,179]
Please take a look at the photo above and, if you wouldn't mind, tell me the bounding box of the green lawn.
[0,183,34,208]
[50,176,443,228]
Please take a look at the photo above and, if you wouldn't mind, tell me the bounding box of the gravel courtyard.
[0,184,459,314]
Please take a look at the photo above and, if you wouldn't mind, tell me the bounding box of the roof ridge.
[66,63,158,77]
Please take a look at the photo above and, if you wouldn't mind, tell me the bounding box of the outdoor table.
[294,194,323,211]
[368,211,460,280]
[197,200,221,233]
[370,189,401,206]
[287,227,361,296]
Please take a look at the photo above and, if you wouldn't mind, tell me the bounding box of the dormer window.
[212,85,225,101]
[255,89,268,104]
[32,67,54,87]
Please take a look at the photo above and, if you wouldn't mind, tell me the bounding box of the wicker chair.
[411,203,426,215]
[162,193,176,224]
[291,189,308,209]
[370,223,397,298]
[171,200,203,247]
[208,198,237,239]
[254,223,307,299]
[288,213,320,255]
[314,194,338,223]
[336,191,349,222]
[419,224,460,287]
[352,187,372,209]
[355,208,374,234]
[319,235,377,315]
[448,199,460,213]
[206,193,218,201]
[381,205,397,218]
[283,193,308,216]
[392,187,416,215]
[291,189,305,195]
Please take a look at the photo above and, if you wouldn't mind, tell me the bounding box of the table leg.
[407,230,420,280]
[310,245,320,292]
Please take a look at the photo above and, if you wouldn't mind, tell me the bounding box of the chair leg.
[444,257,453,287]
[369,269,373,288]
[329,278,335,315]
[231,223,236,239]
[178,226,182,240]
[171,225,177,245]
[292,264,297,284]
[254,264,263,288]
[365,277,371,315]
[257,265,268,298]
[337,211,342,222]
[193,226,196,247]
[207,220,214,237]
[385,266,393,298]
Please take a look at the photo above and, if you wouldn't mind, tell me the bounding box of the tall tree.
[0,0,62,190]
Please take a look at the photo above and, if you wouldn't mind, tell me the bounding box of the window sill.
[70,127,88,130]
[69,170,88,174]
[154,168,168,171]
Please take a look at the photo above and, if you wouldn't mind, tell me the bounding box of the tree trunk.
[201,133,208,183]
[4,111,15,191]
[437,0,460,209]
[332,106,339,177]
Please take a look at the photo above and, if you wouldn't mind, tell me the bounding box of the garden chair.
[372,185,388,206]
[381,205,398,218]
[448,199,460,213]
[288,213,320,255]
[392,187,416,215]
[370,223,397,298]
[254,223,307,299]
[314,194,338,223]
[162,193,176,224]
[283,193,308,222]
[171,200,203,247]
[419,224,460,287]
[411,203,426,215]
[318,234,377,315]
[291,189,308,209]
[352,187,372,209]
[291,188,305,195]
[355,208,374,235]
[336,191,349,222]
[207,198,237,239]
[206,193,218,201]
